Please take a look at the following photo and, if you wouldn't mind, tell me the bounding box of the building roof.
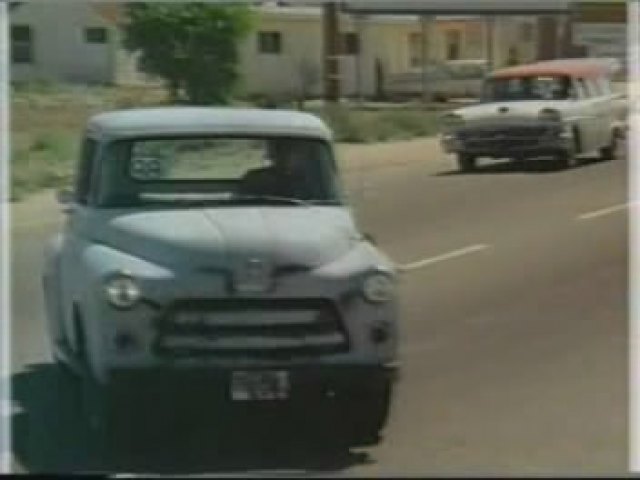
[257,4,422,23]
[341,0,570,15]
[490,58,620,79]
[87,107,332,141]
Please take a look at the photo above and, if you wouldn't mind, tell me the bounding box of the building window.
[520,22,533,42]
[85,27,108,44]
[465,22,483,47]
[11,25,33,64]
[258,31,281,54]
[507,46,519,66]
[445,30,461,60]
[408,32,423,68]
[341,32,360,55]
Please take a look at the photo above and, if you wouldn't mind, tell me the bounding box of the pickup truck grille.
[153,298,349,360]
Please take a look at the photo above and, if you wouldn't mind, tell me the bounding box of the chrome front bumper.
[441,125,573,158]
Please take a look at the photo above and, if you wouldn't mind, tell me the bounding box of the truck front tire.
[338,382,393,447]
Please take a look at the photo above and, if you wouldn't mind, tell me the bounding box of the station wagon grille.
[458,125,556,150]
[153,298,349,359]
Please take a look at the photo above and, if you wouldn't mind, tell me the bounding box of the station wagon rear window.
[99,136,343,207]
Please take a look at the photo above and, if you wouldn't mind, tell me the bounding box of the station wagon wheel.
[555,132,580,170]
[555,151,579,170]
[457,154,477,172]
[600,129,624,161]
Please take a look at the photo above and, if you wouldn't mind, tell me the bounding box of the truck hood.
[453,100,572,126]
[90,206,362,273]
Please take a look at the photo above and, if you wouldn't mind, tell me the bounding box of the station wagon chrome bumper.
[441,123,572,158]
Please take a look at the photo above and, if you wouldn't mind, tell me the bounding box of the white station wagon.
[440,58,627,171]
[42,107,399,453]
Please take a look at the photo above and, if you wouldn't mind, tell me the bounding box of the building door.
[445,30,461,60]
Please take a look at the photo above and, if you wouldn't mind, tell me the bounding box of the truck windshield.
[98,136,344,208]
[482,75,574,102]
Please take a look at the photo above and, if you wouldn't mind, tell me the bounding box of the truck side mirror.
[56,189,75,214]
[56,189,73,205]
[364,232,377,245]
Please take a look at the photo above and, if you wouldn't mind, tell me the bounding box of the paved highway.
[10,138,628,475]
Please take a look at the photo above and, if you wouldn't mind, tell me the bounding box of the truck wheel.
[79,378,114,469]
[340,382,393,447]
[80,379,135,470]
[51,359,116,470]
[457,154,476,172]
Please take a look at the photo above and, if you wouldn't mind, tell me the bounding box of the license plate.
[230,370,290,401]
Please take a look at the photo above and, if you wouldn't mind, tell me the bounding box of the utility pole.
[354,13,364,103]
[485,16,495,70]
[323,2,341,103]
[537,16,558,60]
[420,15,430,106]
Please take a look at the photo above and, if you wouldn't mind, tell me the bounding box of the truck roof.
[87,107,333,141]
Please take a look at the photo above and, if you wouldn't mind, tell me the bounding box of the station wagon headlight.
[442,113,465,130]
[105,273,141,309]
[362,272,395,303]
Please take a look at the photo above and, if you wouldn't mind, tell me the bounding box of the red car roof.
[490,58,617,79]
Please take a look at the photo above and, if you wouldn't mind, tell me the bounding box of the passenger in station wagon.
[551,76,574,100]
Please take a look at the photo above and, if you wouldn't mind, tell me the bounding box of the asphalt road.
[9,139,628,475]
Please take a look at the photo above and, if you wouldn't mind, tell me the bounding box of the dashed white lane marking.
[396,244,490,273]
[577,202,632,221]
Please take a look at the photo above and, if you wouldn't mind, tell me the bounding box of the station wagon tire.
[457,154,477,172]
[554,150,578,170]
[600,130,623,161]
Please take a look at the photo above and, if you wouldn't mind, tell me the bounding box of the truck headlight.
[105,273,141,309]
[362,272,395,303]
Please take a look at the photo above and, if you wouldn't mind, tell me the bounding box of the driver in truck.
[240,139,311,199]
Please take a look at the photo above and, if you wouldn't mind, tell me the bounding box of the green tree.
[123,3,253,104]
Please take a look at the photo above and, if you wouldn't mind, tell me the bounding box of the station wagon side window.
[573,78,590,100]
[74,137,98,205]
[597,75,613,96]
[585,78,602,98]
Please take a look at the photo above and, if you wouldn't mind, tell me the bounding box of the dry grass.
[10,82,447,201]
[11,83,169,201]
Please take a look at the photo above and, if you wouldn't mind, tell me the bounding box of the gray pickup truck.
[43,107,400,457]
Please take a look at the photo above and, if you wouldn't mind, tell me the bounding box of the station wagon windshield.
[482,75,573,102]
[99,136,343,208]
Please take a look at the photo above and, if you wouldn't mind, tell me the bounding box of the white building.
[9,2,542,98]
